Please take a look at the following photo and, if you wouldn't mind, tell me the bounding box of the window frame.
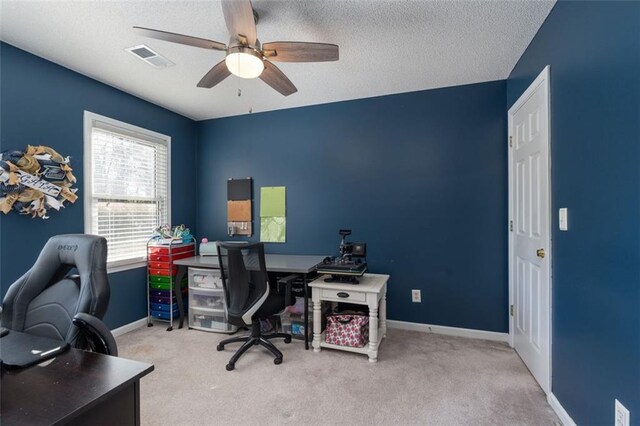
[83,111,171,273]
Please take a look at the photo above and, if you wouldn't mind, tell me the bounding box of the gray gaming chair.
[1,234,118,356]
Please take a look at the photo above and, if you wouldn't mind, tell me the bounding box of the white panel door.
[509,66,551,394]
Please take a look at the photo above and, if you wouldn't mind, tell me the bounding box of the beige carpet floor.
[117,326,560,425]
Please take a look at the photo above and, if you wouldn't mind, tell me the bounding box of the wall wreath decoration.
[0,145,78,219]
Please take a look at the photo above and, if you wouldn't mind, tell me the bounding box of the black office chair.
[1,234,118,356]
[216,242,294,371]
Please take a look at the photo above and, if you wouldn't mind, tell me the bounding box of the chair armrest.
[72,313,118,357]
[277,274,299,306]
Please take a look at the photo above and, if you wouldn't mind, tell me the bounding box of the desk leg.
[380,293,387,338]
[134,380,141,426]
[313,298,322,352]
[368,306,379,363]
[175,266,187,330]
[303,273,309,350]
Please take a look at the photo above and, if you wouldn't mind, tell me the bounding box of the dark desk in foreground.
[1,348,154,426]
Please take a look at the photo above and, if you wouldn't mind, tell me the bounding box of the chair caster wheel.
[284,336,292,344]
[226,363,235,371]
[274,357,283,365]
[216,344,224,351]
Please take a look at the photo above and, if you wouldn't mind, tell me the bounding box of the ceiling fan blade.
[197,60,231,88]
[262,42,339,62]
[134,26,227,51]
[259,60,297,96]
[221,0,257,45]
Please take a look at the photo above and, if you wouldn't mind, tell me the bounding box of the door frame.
[507,65,552,394]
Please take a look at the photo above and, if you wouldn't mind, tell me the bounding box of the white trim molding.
[111,317,148,338]
[548,393,577,426]
[387,320,509,342]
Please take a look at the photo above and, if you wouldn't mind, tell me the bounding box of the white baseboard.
[111,317,148,338]
[548,393,577,426]
[386,319,509,342]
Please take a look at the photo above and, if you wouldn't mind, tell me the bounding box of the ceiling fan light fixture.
[225,46,264,79]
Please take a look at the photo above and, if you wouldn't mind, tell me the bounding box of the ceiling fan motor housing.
[225,45,264,78]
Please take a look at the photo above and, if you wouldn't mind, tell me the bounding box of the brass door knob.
[536,248,546,258]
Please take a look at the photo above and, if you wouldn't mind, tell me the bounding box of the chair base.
[217,321,291,371]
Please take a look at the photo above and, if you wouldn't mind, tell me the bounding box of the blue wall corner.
[196,80,509,333]
[0,42,198,329]
[507,1,640,423]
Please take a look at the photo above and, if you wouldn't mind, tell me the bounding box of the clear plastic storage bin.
[187,267,236,333]
[189,307,236,333]
[188,268,223,289]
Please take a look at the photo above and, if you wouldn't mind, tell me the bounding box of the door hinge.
[509,136,513,147]
[510,304,515,317]
[510,220,513,232]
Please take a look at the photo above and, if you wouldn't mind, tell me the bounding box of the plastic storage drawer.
[148,244,194,256]
[148,266,179,276]
[190,293,225,310]
[150,302,184,312]
[150,296,177,305]
[149,275,188,284]
[148,260,172,269]
[149,289,187,299]
[189,307,236,333]
[147,251,193,263]
[150,309,179,320]
[188,268,223,289]
[149,281,187,291]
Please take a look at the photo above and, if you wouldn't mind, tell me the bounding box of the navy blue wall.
[508,1,640,424]
[0,43,198,329]
[197,80,508,332]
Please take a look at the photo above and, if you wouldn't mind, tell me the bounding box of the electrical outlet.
[615,399,630,426]
[411,289,421,303]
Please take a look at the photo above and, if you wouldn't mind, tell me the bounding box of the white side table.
[310,274,388,362]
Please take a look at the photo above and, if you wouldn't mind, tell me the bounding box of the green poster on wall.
[260,186,286,217]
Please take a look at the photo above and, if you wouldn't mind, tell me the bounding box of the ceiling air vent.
[125,44,174,69]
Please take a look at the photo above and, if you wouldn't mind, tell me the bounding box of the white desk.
[310,274,388,362]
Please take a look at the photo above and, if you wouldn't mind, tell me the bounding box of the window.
[84,111,170,271]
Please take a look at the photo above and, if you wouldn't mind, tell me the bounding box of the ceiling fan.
[134,0,339,96]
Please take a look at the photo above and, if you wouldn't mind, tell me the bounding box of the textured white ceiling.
[0,0,555,120]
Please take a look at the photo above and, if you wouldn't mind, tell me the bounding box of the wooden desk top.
[1,348,154,426]
[174,254,327,274]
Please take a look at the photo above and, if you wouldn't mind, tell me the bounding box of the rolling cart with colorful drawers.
[147,238,195,331]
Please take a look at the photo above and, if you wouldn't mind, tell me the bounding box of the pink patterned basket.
[325,314,369,348]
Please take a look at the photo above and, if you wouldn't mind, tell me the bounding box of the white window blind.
[84,112,170,270]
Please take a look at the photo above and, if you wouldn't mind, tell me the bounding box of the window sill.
[107,261,147,275]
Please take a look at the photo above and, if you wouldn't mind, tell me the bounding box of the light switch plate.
[559,208,568,231]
